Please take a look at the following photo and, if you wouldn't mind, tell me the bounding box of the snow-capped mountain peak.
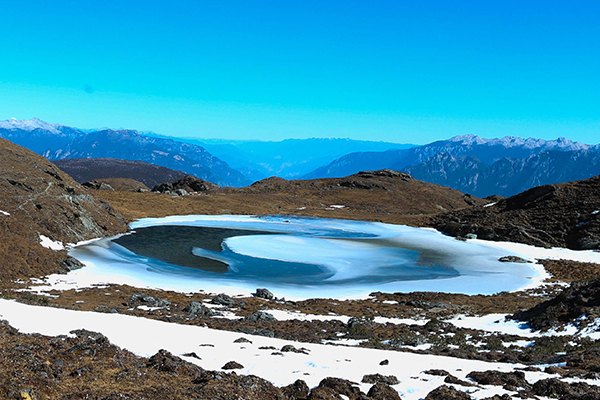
[0,117,61,134]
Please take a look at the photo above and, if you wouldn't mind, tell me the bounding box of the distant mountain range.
[0,118,249,187]
[143,133,413,181]
[3,118,599,196]
[305,134,600,197]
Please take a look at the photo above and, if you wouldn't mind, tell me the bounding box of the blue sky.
[1,1,598,144]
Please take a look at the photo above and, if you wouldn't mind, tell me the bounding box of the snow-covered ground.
[29,215,600,300]
[0,298,570,399]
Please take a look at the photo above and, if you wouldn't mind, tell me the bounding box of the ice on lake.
[63,215,551,299]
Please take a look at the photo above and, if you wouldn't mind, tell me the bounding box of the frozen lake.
[65,215,548,298]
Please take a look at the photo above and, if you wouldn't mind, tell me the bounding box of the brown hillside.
[0,138,128,282]
[93,169,485,225]
[430,175,600,250]
[83,177,150,192]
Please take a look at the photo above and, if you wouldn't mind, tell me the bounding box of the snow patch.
[39,235,64,251]
[0,210,9,216]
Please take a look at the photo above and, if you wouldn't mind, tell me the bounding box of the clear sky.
[1,1,598,144]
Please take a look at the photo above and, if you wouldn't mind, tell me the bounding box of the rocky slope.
[52,158,188,189]
[0,138,128,281]
[430,175,600,250]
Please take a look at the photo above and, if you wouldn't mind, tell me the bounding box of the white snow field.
[29,214,600,300]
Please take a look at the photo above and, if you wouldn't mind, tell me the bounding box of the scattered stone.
[423,369,450,376]
[423,318,454,332]
[282,379,310,400]
[259,346,277,350]
[233,337,252,344]
[246,311,276,322]
[93,305,118,313]
[466,370,530,390]
[347,316,375,329]
[309,377,364,400]
[424,385,472,400]
[211,293,235,306]
[367,382,401,400]
[181,352,201,360]
[379,359,389,366]
[255,288,274,300]
[59,256,85,272]
[237,328,275,337]
[222,361,244,370]
[499,256,530,263]
[128,293,170,308]
[361,373,399,385]
[444,375,477,387]
[281,345,309,354]
[147,349,203,376]
[183,301,218,317]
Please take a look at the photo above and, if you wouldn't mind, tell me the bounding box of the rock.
[423,318,454,332]
[233,337,252,344]
[464,233,477,239]
[379,359,389,366]
[181,352,201,359]
[82,180,115,191]
[423,369,450,376]
[309,377,364,400]
[481,395,512,400]
[255,288,274,300]
[93,305,118,313]
[361,374,399,385]
[532,378,600,398]
[173,188,188,196]
[222,361,244,370]
[58,256,85,272]
[347,316,375,329]
[153,175,218,193]
[444,375,477,387]
[281,345,309,354]
[183,301,218,317]
[236,328,275,337]
[466,370,530,390]
[498,255,530,263]
[128,293,170,308]
[367,382,401,400]
[282,379,310,400]
[147,349,204,377]
[211,293,235,306]
[424,385,472,400]
[246,311,276,322]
